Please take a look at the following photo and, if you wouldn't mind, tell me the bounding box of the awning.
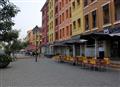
[53,41,66,46]
[25,44,37,51]
[110,33,120,37]
[80,32,111,40]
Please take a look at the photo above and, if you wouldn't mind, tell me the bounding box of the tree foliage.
[0,0,20,41]
[0,0,20,55]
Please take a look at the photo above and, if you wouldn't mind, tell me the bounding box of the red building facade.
[56,0,72,41]
[41,1,48,46]
[55,0,59,41]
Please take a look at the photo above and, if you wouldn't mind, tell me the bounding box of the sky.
[9,0,46,39]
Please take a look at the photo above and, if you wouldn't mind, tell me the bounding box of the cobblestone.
[0,56,120,87]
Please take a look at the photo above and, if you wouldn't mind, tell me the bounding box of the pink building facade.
[41,1,49,54]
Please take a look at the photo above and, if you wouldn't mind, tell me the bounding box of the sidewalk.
[109,61,120,71]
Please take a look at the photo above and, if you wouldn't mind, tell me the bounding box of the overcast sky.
[9,0,46,39]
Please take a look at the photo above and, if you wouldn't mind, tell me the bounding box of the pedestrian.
[98,45,104,59]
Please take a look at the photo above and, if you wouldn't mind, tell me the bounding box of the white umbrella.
[110,33,120,37]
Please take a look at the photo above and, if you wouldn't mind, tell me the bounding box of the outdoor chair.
[95,57,110,71]
[89,58,96,70]
[82,56,88,68]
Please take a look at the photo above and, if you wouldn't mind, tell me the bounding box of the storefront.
[80,27,120,60]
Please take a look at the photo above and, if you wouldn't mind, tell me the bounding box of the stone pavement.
[0,55,120,87]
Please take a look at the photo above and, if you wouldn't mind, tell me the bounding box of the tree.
[0,0,20,55]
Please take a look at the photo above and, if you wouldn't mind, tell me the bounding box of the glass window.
[73,21,76,29]
[72,1,75,9]
[77,18,81,28]
[55,18,58,26]
[84,0,88,7]
[69,7,71,18]
[66,9,69,19]
[114,0,120,21]
[92,10,97,28]
[103,4,110,24]
[62,13,64,21]
[85,15,89,31]
[66,26,69,36]
[77,0,80,5]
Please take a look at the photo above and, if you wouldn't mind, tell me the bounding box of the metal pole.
[95,39,97,59]
[73,45,75,57]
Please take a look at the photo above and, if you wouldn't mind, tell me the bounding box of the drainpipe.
[84,42,87,57]
[94,39,98,59]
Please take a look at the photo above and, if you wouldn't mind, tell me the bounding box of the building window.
[92,10,97,28]
[84,0,88,7]
[69,7,72,18]
[103,4,110,25]
[73,21,76,29]
[62,13,64,21]
[62,0,64,7]
[91,0,95,3]
[77,18,81,28]
[66,26,69,36]
[114,0,120,21]
[55,32,58,40]
[63,28,65,37]
[59,2,62,10]
[60,15,61,24]
[66,9,69,19]
[60,29,62,39]
[55,6,58,14]
[72,1,75,9]
[55,18,58,26]
[85,15,89,31]
[77,0,80,5]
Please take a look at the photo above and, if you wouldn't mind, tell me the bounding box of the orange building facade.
[58,0,72,41]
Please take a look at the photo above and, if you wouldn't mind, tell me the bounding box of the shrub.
[0,54,13,62]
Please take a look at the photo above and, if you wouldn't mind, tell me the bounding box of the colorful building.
[52,0,73,56]
[47,0,55,55]
[41,0,120,60]
[26,26,42,53]
[82,0,120,60]
[48,0,55,43]
[32,26,42,53]
[69,0,84,57]
[54,0,59,41]
[71,0,84,36]
[41,1,48,55]
[58,0,72,41]
[27,30,34,45]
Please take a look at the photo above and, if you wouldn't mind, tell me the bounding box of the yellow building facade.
[48,0,55,43]
[71,0,84,36]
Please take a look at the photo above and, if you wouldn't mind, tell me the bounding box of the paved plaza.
[0,55,120,87]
